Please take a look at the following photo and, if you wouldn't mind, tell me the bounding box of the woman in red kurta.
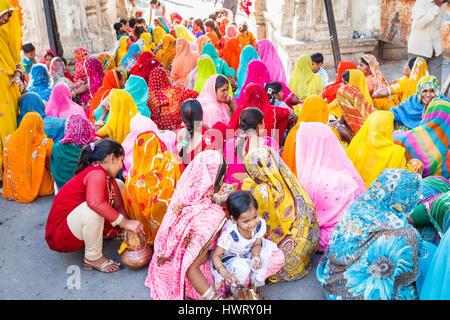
[45,138,145,273]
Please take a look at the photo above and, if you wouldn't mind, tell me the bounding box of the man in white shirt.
[407,0,448,85]
[149,0,166,26]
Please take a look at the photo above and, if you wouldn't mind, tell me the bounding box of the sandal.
[83,257,122,273]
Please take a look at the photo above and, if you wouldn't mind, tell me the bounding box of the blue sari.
[235,45,260,97]
[317,169,428,300]
[120,43,142,72]
[201,43,235,78]
[18,92,66,143]
[27,64,52,102]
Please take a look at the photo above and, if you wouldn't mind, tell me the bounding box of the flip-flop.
[83,258,122,273]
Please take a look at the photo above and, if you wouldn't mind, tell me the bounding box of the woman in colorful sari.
[129,50,154,76]
[123,74,150,118]
[123,131,182,245]
[77,57,105,109]
[96,53,116,73]
[152,26,166,45]
[373,57,429,104]
[317,169,426,300]
[95,89,139,144]
[243,146,320,282]
[393,97,450,179]
[49,56,72,89]
[154,16,170,34]
[0,0,23,180]
[322,61,357,104]
[50,114,96,191]
[390,75,443,131]
[221,26,241,73]
[2,112,54,203]
[40,48,57,69]
[148,66,199,131]
[192,56,218,93]
[357,54,399,110]
[196,35,212,55]
[288,54,323,101]
[255,39,287,85]
[73,47,90,84]
[201,43,235,79]
[295,122,366,252]
[140,32,155,53]
[174,25,196,42]
[155,34,176,69]
[120,42,142,72]
[115,36,130,66]
[27,63,52,102]
[89,69,124,122]
[46,82,88,120]
[236,45,260,94]
[18,92,66,143]
[346,111,407,189]
[171,38,198,86]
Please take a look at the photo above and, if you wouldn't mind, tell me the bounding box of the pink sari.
[122,113,177,179]
[145,150,227,300]
[295,122,366,252]
[45,82,88,120]
[79,58,105,108]
[255,39,287,85]
[197,74,231,128]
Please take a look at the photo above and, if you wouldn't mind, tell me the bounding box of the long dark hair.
[74,139,124,175]
[134,26,146,39]
[235,107,264,159]
[342,70,350,83]
[180,99,203,158]
[194,18,206,34]
[205,19,222,39]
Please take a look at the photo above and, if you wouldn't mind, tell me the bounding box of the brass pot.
[120,231,153,270]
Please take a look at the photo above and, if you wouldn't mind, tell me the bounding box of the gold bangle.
[216,264,224,273]
[201,286,214,300]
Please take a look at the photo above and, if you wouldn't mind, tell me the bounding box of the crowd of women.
[0,0,449,300]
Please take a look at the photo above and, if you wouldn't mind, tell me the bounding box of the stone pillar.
[115,0,129,20]
[99,0,116,51]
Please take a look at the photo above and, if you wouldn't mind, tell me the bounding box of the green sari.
[50,142,83,190]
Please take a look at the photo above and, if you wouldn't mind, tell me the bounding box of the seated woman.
[122,74,150,118]
[46,82,88,120]
[322,61,357,104]
[140,32,155,53]
[73,47,90,86]
[330,69,376,144]
[346,111,407,189]
[204,19,222,51]
[170,38,198,86]
[176,99,220,166]
[49,56,73,89]
[201,43,235,79]
[236,22,255,49]
[196,35,212,56]
[45,139,145,273]
[295,122,366,252]
[95,89,139,144]
[288,54,323,101]
[152,26,167,45]
[123,131,182,246]
[147,67,199,131]
[224,107,280,190]
[2,112,54,203]
[243,146,320,282]
[255,39,287,85]
[96,53,116,73]
[155,34,176,70]
[75,58,105,110]
[174,25,197,43]
[192,18,206,38]
[18,92,66,143]
[50,114,96,191]
[192,55,218,93]
[120,43,143,72]
[357,54,399,110]
[115,36,130,67]
[27,64,52,102]
[235,45,260,94]
[41,49,57,70]
[317,169,426,300]
[130,57,161,83]
[373,57,428,104]
[390,75,443,131]
[197,74,238,129]
[393,97,450,179]
[221,26,241,73]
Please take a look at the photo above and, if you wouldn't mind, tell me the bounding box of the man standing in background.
[215,0,238,22]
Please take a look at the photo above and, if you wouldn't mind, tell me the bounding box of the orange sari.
[123,131,182,245]
[222,37,241,72]
[2,112,54,203]
[206,31,221,51]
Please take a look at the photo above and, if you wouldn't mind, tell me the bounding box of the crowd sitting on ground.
[0,0,449,301]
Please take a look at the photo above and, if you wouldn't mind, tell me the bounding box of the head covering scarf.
[222,35,241,73]
[196,35,211,54]
[146,150,227,300]
[295,122,366,251]
[255,39,287,85]
[49,57,68,87]
[60,114,95,146]
[123,131,182,245]
[120,43,142,72]
[288,54,323,100]
[405,57,429,102]
[201,43,235,78]
[152,26,167,45]
[243,146,319,282]
[124,74,150,118]
[155,34,176,68]
[393,97,450,179]
[197,74,231,128]
[322,61,357,103]
[346,111,407,188]
[171,38,198,85]
[88,69,121,122]
[130,57,161,82]
[27,63,52,101]
[96,53,116,73]
[78,57,105,107]
[2,111,54,203]
[45,82,88,120]
[193,56,217,93]
[174,25,196,42]
[361,54,389,92]
[140,32,155,52]
[318,169,423,300]
[18,92,66,143]
[148,67,199,130]
[39,49,57,64]
[73,47,89,82]
[390,75,441,130]
[115,36,130,65]
[100,89,139,144]
[236,45,260,92]
[155,16,170,33]
[129,51,155,76]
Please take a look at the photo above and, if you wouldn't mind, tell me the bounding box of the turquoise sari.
[201,43,235,78]
[235,45,260,97]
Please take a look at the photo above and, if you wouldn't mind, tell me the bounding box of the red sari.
[322,61,357,103]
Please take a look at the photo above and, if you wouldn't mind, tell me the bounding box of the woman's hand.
[223,271,239,286]
[10,71,24,92]
[119,218,146,240]
[251,256,262,270]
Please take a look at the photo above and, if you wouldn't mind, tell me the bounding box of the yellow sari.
[288,54,323,101]
[152,26,167,45]
[0,0,21,176]
[346,111,407,189]
[123,131,182,245]
[174,25,196,42]
[97,89,138,144]
[389,57,428,103]
[243,147,319,282]
[96,53,116,73]
[2,112,54,203]
[115,36,129,66]
[155,34,176,68]
[140,32,155,52]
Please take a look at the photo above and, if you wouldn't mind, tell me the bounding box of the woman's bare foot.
[83,256,121,273]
